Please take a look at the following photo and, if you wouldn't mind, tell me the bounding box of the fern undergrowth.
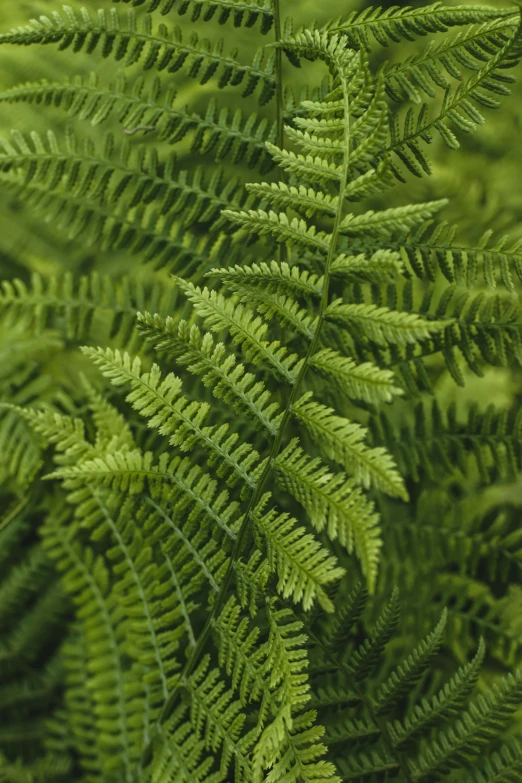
[1,1,522,782]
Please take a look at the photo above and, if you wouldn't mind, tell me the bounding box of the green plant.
[1,1,522,781]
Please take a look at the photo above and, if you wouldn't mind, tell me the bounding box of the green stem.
[274,0,284,152]
[0,495,29,533]
[274,0,287,265]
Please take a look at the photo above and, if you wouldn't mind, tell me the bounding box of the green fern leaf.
[310,348,403,404]
[113,0,275,35]
[0,72,277,172]
[331,249,404,283]
[253,494,345,612]
[292,392,408,500]
[175,279,301,383]
[222,207,331,252]
[388,637,486,746]
[408,670,522,780]
[246,181,338,219]
[340,200,447,237]
[374,609,448,714]
[458,737,522,783]
[381,16,519,104]
[137,312,281,433]
[0,6,276,103]
[274,440,381,590]
[186,655,252,779]
[326,298,451,346]
[321,4,517,48]
[82,346,261,488]
[209,260,323,300]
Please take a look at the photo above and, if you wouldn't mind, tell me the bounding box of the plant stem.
[274,0,284,152]
[274,0,287,265]
[0,495,29,532]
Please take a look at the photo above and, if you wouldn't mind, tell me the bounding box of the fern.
[1,1,522,782]
[114,0,275,34]
[372,399,522,485]
[0,6,276,102]
[0,72,278,172]
[320,4,518,47]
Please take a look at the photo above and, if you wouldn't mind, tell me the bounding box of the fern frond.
[0,544,54,633]
[263,604,310,712]
[264,143,344,185]
[186,655,253,780]
[82,346,261,488]
[53,636,98,782]
[0,753,71,782]
[0,318,68,492]
[3,5,521,780]
[388,637,486,746]
[0,271,178,342]
[223,288,317,340]
[0,165,234,274]
[42,518,147,777]
[373,400,522,484]
[385,12,522,180]
[383,221,522,292]
[331,249,404,284]
[246,182,338,219]
[175,280,301,383]
[113,0,274,35]
[137,313,281,434]
[306,589,522,782]
[345,277,522,390]
[343,163,396,201]
[382,15,519,104]
[459,737,522,783]
[408,670,522,780]
[81,375,136,453]
[252,604,340,783]
[274,440,381,589]
[346,587,401,679]
[0,653,62,725]
[0,128,254,238]
[340,200,447,238]
[253,494,345,612]
[321,581,368,655]
[259,709,340,783]
[310,348,403,404]
[48,449,240,542]
[209,260,323,300]
[321,4,518,49]
[222,207,331,252]
[417,496,522,586]
[234,551,271,617]
[213,597,266,707]
[0,73,277,172]
[68,489,184,700]
[292,392,407,500]
[326,297,451,346]
[147,702,216,783]
[12,407,95,465]
[374,609,448,714]
[0,405,43,493]
[0,6,276,104]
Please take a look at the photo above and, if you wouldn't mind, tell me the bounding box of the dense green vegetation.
[1,1,522,781]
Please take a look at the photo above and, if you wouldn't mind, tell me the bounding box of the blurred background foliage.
[1,0,522,768]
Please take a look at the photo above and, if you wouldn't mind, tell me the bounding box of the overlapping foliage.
[1,1,522,782]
